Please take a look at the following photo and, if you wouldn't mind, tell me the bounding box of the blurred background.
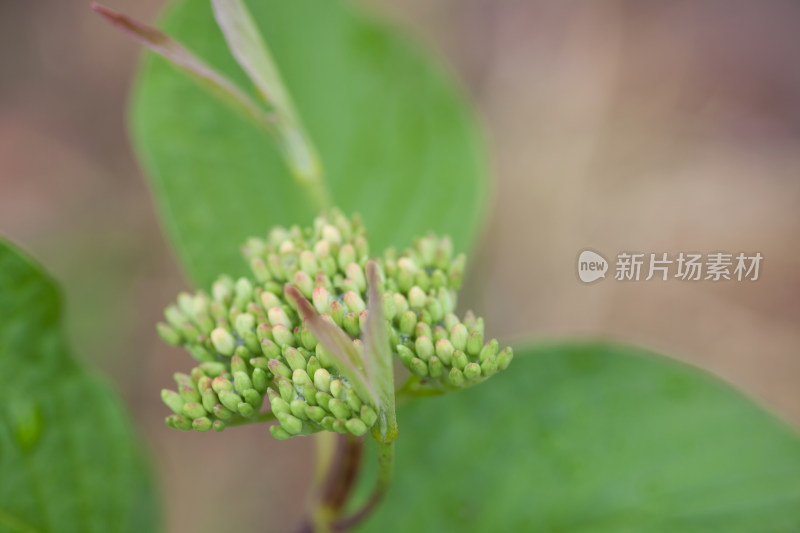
[2,0,799,531]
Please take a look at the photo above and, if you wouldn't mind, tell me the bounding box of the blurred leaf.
[0,239,159,533]
[360,342,800,533]
[131,0,487,286]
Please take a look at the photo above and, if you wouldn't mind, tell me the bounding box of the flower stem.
[330,439,394,532]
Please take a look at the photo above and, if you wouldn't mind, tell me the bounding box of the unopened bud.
[345,418,368,436]
[161,389,184,414]
[343,292,365,314]
[497,347,513,370]
[192,417,212,432]
[211,327,235,356]
[272,324,295,348]
[156,322,182,346]
[450,324,468,351]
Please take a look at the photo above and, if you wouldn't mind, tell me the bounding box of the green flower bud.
[284,347,307,371]
[479,339,499,363]
[290,399,309,420]
[294,271,314,298]
[212,404,235,420]
[156,322,182,346]
[399,311,417,336]
[480,353,498,377]
[397,345,415,366]
[242,388,262,409]
[292,369,313,388]
[448,367,465,387]
[192,417,212,432]
[182,402,206,420]
[449,254,466,288]
[415,321,432,340]
[346,389,362,412]
[360,406,378,427]
[299,250,318,274]
[268,307,292,330]
[343,313,360,337]
[268,358,292,378]
[212,278,233,304]
[427,298,444,323]
[320,416,335,432]
[430,269,447,289]
[270,425,292,440]
[328,301,345,326]
[249,357,269,371]
[466,331,484,358]
[250,257,271,283]
[211,327,235,356]
[237,402,255,417]
[218,390,243,412]
[414,270,431,292]
[235,313,256,335]
[272,324,295,348]
[268,390,291,415]
[174,372,194,389]
[343,292,365,314]
[315,392,332,410]
[450,324,468,351]
[332,419,348,434]
[345,263,366,293]
[428,356,443,378]
[464,362,481,381]
[161,389,184,414]
[415,336,434,359]
[382,292,397,321]
[337,243,355,269]
[252,368,269,393]
[275,375,295,402]
[312,286,332,314]
[179,385,201,404]
[435,338,454,365]
[393,293,409,316]
[201,388,218,413]
[260,291,282,311]
[304,356,321,379]
[314,368,331,392]
[497,347,513,370]
[410,357,428,377]
[345,418,368,436]
[328,398,351,419]
[276,412,303,435]
[408,286,427,310]
[306,405,326,422]
[329,379,345,400]
[165,414,193,431]
[299,327,318,350]
[260,338,281,358]
[453,350,468,371]
[211,376,234,394]
[197,362,225,377]
[188,345,215,363]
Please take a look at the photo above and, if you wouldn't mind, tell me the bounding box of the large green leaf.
[131,0,487,286]
[0,240,159,533]
[360,342,800,532]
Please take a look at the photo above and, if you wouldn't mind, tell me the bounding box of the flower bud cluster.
[157,210,512,438]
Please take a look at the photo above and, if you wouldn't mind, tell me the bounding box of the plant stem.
[224,411,276,427]
[330,440,395,532]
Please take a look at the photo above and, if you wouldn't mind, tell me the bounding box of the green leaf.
[0,239,159,533]
[131,0,487,286]
[361,342,800,532]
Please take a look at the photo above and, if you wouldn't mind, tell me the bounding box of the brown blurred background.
[2,0,799,531]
